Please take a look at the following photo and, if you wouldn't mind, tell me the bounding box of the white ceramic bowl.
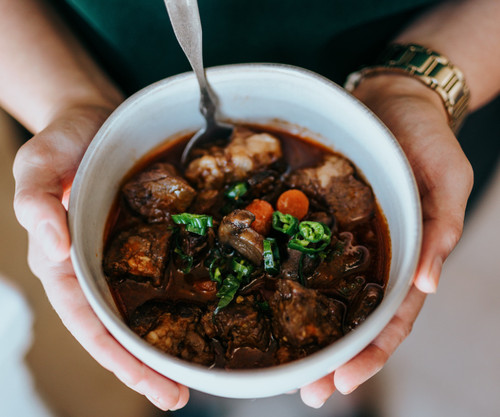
[69,63,421,399]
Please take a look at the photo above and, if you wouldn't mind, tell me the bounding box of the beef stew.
[102,125,390,368]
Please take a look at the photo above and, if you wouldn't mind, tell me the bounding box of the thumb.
[13,145,71,262]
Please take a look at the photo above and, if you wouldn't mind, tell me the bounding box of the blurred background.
[0,107,498,417]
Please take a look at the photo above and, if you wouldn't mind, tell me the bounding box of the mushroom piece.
[218,209,264,265]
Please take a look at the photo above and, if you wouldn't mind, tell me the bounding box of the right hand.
[13,104,190,411]
[300,73,473,407]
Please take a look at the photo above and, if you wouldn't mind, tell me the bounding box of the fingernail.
[36,221,60,256]
[302,394,326,409]
[418,258,441,293]
[170,404,184,411]
[429,258,442,292]
[146,395,168,411]
[169,395,185,412]
[346,384,359,394]
[339,384,359,395]
[311,400,326,409]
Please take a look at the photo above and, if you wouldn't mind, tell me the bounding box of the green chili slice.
[298,221,325,243]
[288,221,331,254]
[263,237,280,275]
[225,182,248,200]
[171,213,213,235]
[272,211,299,235]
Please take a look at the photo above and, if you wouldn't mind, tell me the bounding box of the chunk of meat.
[123,162,196,222]
[226,129,282,179]
[246,165,287,203]
[190,189,222,214]
[218,209,264,265]
[176,226,215,266]
[202,296,271,356]
[287,154,374,227]
[270,279,344,348]
[280,248,303,281]
[104,224,172,286]
[185,127,282,189]
[281,248,322,282]
[130,303,214,366]
[184,153,228,190]
[304,211,336,230]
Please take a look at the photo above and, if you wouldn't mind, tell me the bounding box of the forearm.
[0,0,123,133]
[394,0,500,111]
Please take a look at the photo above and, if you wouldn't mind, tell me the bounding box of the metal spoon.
[164,0,233,165]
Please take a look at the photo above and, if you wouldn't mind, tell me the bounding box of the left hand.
[300,74,473,407]
[13,104,190,411]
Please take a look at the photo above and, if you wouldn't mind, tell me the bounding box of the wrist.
[46,96,122,131]
[345,43,470,132]
[351,73,449,123]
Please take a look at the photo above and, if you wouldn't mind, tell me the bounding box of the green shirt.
[56,0,438,93]
[50,0,499,210]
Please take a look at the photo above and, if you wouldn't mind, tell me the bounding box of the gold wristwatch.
[344,43,470,132]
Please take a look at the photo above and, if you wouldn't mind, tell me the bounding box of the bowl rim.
[69,62,422,398]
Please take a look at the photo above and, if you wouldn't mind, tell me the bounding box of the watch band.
[344,43,470,132]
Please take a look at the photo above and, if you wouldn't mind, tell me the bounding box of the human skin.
[2,0,498,411]
[300,0,500,406]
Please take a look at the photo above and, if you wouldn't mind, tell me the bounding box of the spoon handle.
[164,0,216,122]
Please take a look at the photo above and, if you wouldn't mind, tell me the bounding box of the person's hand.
[299,74,473,407]
[13,104,190,411]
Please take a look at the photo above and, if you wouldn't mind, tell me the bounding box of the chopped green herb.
[263,237,280,275]
[272,211,299,235]
[207,249,224,284]
[225,182,248,201]
[207,251,253,313]
[215,274,242,313]
[174,247,193,274]
[231,257,253,280]
[212,266,223,284]
[171,213,213,235]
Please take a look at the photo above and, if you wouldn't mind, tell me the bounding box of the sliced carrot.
[276,189,309,220]
[245,199,274,235]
